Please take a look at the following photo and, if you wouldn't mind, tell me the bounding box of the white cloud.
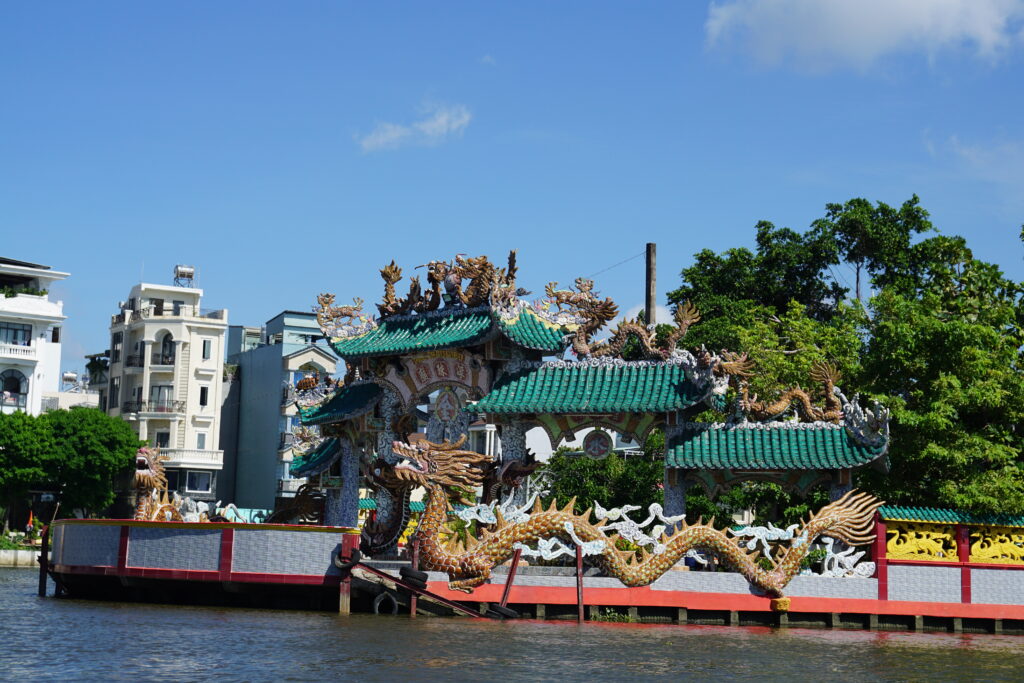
[948,134,1024,187]
[480,54,497,66]
[356,103,472,152]
[705,0,1024,70]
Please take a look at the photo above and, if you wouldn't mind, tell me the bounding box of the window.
[202,339,212,360]
[154,431,170,448]
[165,469,179,491]
[1,369,28,408]
[111,332,123,363]
[51,327,61,343]
[199,386,209,407]
[109,376,120,406]
[196,432,207,450]
[152,298,164,316]
[185,470,212,493]
[155,333,174,365]
[0,322,32,347]
[150,385,173,411]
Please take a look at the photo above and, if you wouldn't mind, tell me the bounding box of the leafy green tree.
[669,221,845,324]
[0,411,54,532]
[540,449,663,511]
[811,194,934,301]
[859,238,1024,512]
[42,407,142,513]
[666,196,1024,514]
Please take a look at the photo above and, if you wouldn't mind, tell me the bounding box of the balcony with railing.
[124,354,144,368]
[122,400,185,414]
[150,352,176,367]
[160,448,224,469]
[117,305,228,323]
[0,342,36,361]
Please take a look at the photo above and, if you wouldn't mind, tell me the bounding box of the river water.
[2,568,1022,682]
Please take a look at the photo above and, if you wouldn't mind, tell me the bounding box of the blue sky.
[3,1,1024,371]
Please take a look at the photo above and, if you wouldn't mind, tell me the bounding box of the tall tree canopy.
[668,196,1024,514]
[0,407,140,525]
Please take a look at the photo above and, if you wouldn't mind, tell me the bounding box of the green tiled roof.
[359,498,426,512]
[290,437,342,477]
[879,506,1024,528]
[299,382,382,426]
[330,308,494,358]
[468,361,705,414]
[665,422,887,470]
[329,306,572,359]
[494,307,575,351]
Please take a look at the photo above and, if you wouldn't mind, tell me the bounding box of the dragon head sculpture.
[134,446,168,492]
[390,435,491,492]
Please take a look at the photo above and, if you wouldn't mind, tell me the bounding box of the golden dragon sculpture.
[374,251,521,318]
[133,446,184,522]
[390,437,882,596]
[731,358,844,423]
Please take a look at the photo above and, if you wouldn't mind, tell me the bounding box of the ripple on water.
[2,568,1022,682]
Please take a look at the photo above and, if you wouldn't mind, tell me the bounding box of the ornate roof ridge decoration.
[291,425,324,457]
[678,385,889,454]
[293,372,342,410]
[571,300,700,361]
[835,387,890,450]
[315,293,378,340]
[376,251,522,318]
[507,350,707,371]
[679,420,851,431]
[723,359,843,423]
[497,297,585,328]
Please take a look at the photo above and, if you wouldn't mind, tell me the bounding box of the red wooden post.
[500,547,522,608]
[338,531,359,614]
[37,524,50,597]
[576,544,584,623]
[873,514,888,601]
[409,538,419,619]
[956,524,971,603]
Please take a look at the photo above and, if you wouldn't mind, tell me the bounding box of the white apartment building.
[0,257,67,416]
[105,268,228,501]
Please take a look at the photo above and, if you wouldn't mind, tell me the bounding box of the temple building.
[284,253,889,554]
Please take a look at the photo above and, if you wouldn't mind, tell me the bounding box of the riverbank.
[0,549,41,568]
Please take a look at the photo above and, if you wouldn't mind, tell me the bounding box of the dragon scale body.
[415,477,880,595]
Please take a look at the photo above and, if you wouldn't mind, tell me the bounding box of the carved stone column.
[375,387,402,465]
[663,469,688,530]
[498,419,530,504]
[324,437,359,528]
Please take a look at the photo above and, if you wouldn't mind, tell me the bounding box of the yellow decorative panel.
[885,523,957,561]
[969,526,1024,565]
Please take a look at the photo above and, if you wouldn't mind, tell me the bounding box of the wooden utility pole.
[645,242,657,325]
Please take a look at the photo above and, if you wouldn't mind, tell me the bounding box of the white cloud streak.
[948,135,1024,188]
[357,103,472,152]
[705,0,1024,71]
